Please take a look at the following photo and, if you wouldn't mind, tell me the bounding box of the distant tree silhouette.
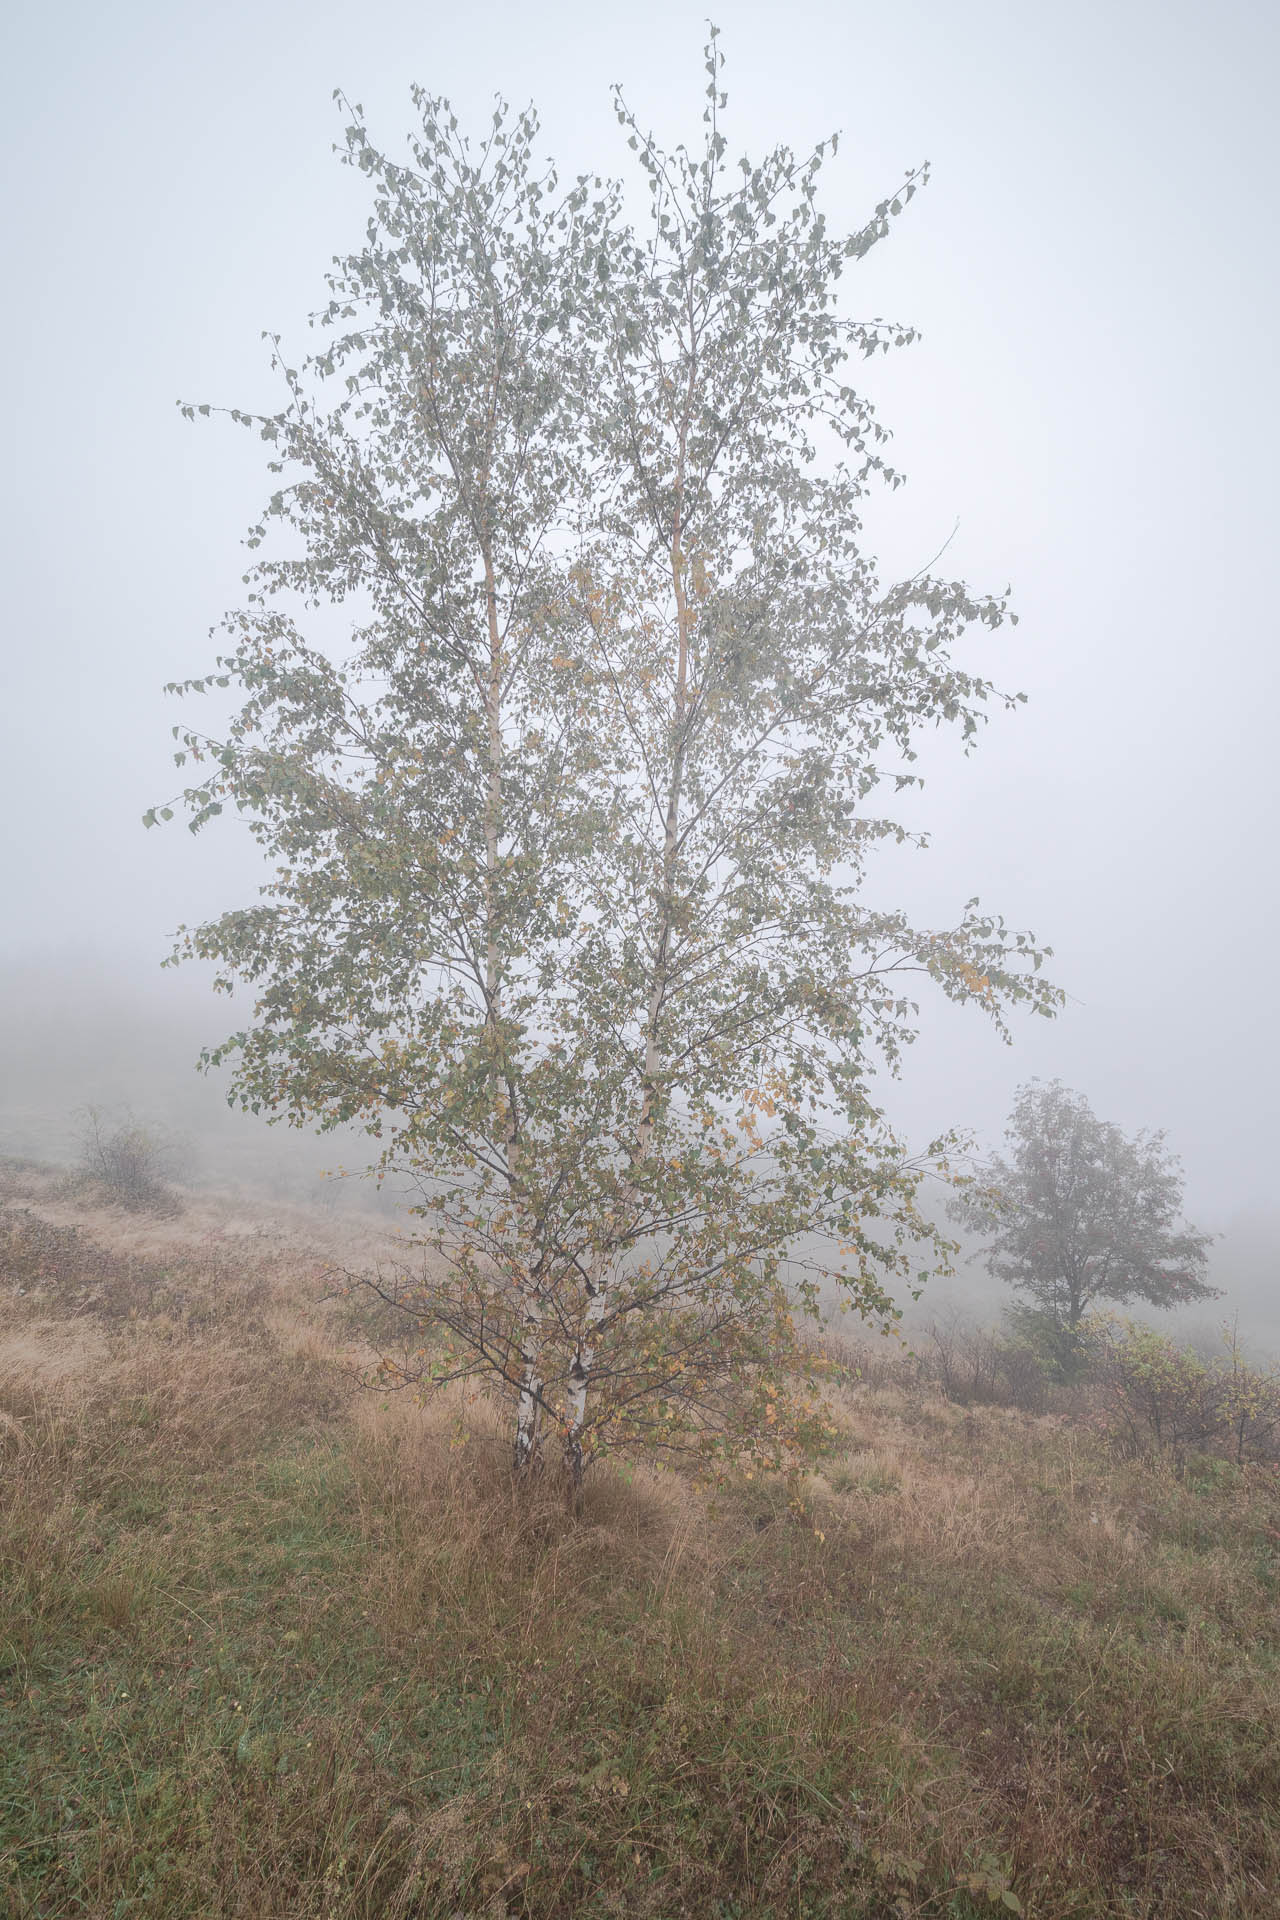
[955,1081,1216,1343]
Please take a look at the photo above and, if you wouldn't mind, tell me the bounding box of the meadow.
[1,1161,1277,1919]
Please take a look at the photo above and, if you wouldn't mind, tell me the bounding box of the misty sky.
[2,0,1278,1242]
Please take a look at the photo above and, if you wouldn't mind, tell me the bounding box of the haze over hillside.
[2,0,1277,1348]
[4,954,1275,1356]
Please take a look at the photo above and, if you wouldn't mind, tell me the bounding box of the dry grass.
[1,1158,1278,1918]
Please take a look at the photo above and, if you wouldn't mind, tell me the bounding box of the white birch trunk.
[563,1261,610,1489]
[482,531,544,1475]
[562,431,694,1485]
[514,1282,544,1472]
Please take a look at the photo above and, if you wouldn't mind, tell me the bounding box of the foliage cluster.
[1087,1317,1280,1467]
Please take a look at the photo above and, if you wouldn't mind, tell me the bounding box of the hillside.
[2,1161,1277,1919]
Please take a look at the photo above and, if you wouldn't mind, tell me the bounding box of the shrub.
[1086,1316,1280,1465]
[75,1105,185,1214]
[923,1310,1051,1413]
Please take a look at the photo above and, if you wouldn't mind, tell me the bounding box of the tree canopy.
[151,36,1060,1485]
[954,1080,1216,1338]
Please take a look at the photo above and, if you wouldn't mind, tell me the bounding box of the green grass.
[2,1187,1279,1917]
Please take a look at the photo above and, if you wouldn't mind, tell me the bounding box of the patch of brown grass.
[1,1169,1278,1917]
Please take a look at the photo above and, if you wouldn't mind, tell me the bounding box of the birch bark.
[561,389,695,1485]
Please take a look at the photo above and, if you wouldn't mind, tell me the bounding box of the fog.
[0,956,401,1217]
[3,1,1277,1345]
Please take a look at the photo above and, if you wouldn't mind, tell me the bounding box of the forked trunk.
[561,458,694,1480]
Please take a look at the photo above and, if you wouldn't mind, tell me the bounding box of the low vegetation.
[2,1159,1277,1918]
[885,1313,1280,1472]
[73,1106,185,1216]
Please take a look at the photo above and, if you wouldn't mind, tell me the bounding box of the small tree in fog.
[150,35,1058,1488]
[76,1105,184,1214]
[954,1081,1216,1351]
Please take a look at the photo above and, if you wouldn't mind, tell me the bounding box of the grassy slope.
[1,1167,1278,1920]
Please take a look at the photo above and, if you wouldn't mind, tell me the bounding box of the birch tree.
[152,37,1060,1488]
